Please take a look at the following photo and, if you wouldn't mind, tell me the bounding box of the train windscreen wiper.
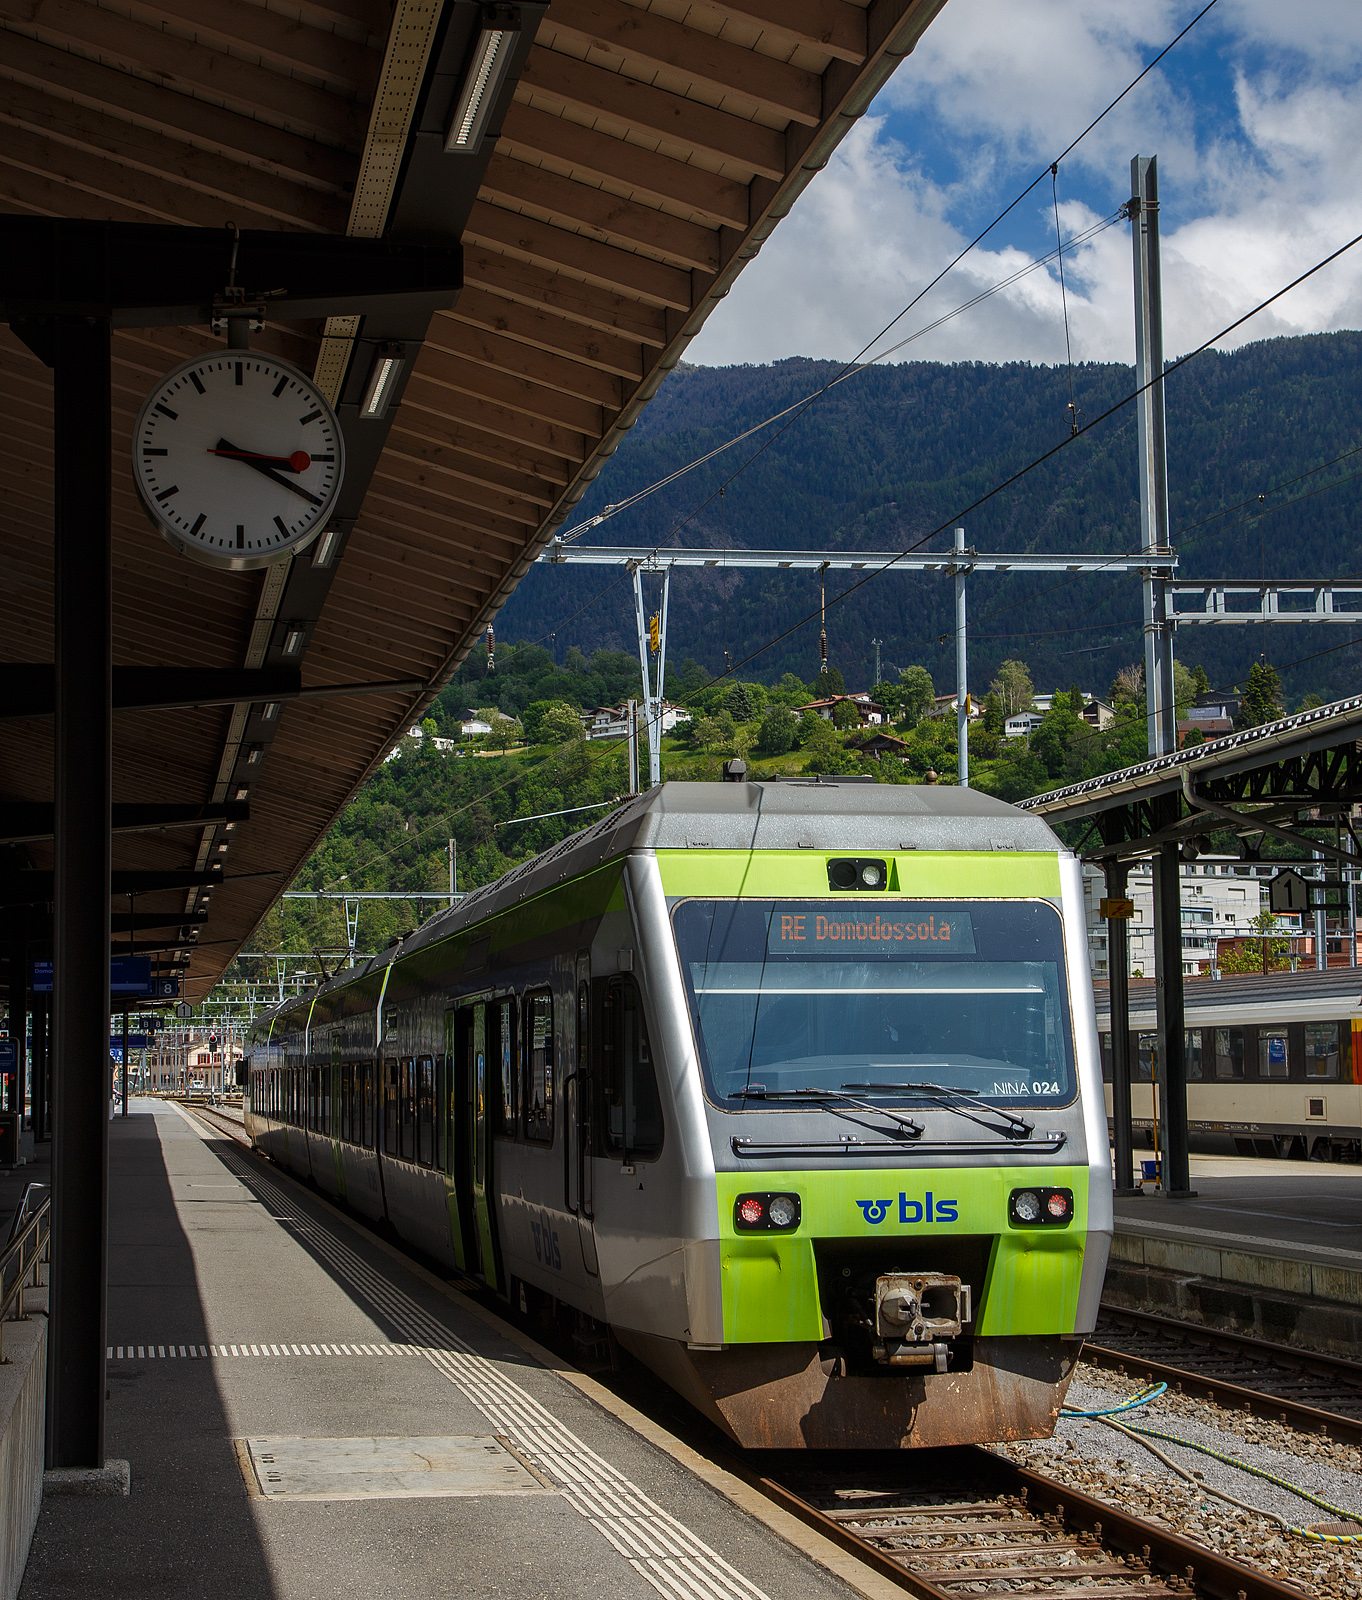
[841,1081,1034,1138]
[734,1087,923,1139]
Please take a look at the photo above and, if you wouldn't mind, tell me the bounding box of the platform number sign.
[1269,869,1310,915]
[132,353,345,572]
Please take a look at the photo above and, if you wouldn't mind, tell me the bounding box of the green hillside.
[234,333,1362,973]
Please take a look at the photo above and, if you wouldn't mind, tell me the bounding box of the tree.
[1191,663,1210,697]
[1299,692,1324,712]
[1218,910,1292,975]
[982,691,1004,738]
[563,645,588,675]
[990,659,1034,718]
[897,665,936,728]
[540,702,585,744]
[831,699,860,730]
[814,664,845,698]
[757,705,798,755]
[1238,659,1283,728]
[804,742,863,776]
[1109,662,1143,707]
[725,682,754,722]
[694,716,722,752]
[1172,660,1196,720]
[796,709,826,747]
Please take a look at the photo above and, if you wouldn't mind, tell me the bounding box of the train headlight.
[827,857,888,892]
[734,1192,801,1231]
[1008,1187,1073,1227]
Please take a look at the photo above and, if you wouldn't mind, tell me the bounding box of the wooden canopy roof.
[0,0,948,998]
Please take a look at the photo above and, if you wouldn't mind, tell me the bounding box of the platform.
[1106,1153,1362,1355]
[16,1102,875,1600]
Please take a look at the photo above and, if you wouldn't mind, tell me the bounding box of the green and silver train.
[243,779,1112,1449]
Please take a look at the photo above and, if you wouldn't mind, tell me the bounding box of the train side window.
[417,1056,435,1167]
[523,992,554,1142]
[1098,1033,1112,1084]
[1185,1029,1202,1081]
[599,976,663,1161]
[1258,1028,1290,1078]
[1136,1033,1157,1082]
[496,999,518,1135]
[401,1059,416,1161]
[383,1059,399,1154]
[1305,1023,1340,1079]
[362,1060,374,1149]
[1215,1027,1245,1079]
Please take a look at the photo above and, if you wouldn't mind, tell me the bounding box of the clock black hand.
[213,438,322,507]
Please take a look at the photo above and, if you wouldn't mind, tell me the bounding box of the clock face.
[132,353,345,571]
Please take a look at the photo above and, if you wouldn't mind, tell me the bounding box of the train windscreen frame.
[672,898,1077,1110]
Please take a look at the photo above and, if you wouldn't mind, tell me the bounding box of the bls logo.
[856,1192,958,1225]
[529,1212,562,1269]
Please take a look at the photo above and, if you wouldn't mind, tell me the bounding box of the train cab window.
[599,977,663,1161]
[1258,1028,1290,1078]
[400,1059,416,1161]
[416,1057,435,1167]
[524,992,554,1142]
[495,999,518,1135]
[1136,1033,1157,1082]
[1305,1023,1340,1079]
[1215,1027,1246,1080]
[1185,1029,1203,1081]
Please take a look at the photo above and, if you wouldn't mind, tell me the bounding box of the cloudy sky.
[685,0,1362,369]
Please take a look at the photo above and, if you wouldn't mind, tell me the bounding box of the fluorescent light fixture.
[262,702,279,720]
[282,627,305,656]
[246,744,263,764]
[360,344,407,419]
[445,14,520,153]
[234,788,249,801]
[216,843,228,853]
[312,526,339,567]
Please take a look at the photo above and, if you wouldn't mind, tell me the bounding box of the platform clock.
[132,353,345,572]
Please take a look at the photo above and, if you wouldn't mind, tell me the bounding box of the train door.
[447,1008,477,1273]
[566,959,599,1276]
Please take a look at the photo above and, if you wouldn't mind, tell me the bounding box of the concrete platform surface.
[1114,1152,1362,1269]
[18,1102,860,1600]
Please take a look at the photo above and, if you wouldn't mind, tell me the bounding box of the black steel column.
[49,314,113,1470]
[120,1008,128,1117]
[1103,861,1137,1194]
[1151,841,1193,1197]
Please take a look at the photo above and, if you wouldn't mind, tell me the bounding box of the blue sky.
[686,1,1362,368]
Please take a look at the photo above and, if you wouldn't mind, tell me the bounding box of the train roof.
[1095,965,1362,1028]
[250,778,1064,1038]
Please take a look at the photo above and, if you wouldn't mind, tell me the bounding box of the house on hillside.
[1004,711,1045,739]
[583,702,685,740]
[798,693,884,726]
[1178,694,1238,744]
[926,693,981,721]
[849,731,910,761]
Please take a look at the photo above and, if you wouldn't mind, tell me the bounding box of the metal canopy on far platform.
[1021,694,1362,1200]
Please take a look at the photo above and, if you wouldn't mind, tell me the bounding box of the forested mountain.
[496,332,1362,707]
[233,332,1362,973]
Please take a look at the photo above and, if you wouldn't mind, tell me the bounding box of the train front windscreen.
[672,898,1077,1111]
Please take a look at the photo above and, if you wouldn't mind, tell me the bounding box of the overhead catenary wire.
[695,224,1362,695]
[551,0,1221,554]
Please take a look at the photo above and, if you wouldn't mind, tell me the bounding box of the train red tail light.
[1008,1187,1073,1227]
[734,1192,801,1232]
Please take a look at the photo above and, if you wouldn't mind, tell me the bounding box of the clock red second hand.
[208,446,311,472]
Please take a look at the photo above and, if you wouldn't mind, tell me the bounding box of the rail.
[1,1182,51,1364]
[754,1445,1301,1600]
[1088,1305,1362,1446]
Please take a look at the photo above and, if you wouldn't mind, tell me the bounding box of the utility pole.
[630,561,670,787]
[626,701,639,795]
[1131,155,1176,759]
[448,838,456,899]
[872,638,882,689]
[953,527,970,789]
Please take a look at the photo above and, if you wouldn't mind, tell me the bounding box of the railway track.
[186,1109,1322,1595]
[756,1446,1304,1600]
[1087,1306,1362,1447]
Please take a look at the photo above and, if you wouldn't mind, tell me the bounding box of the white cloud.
[684,0,1362,370]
